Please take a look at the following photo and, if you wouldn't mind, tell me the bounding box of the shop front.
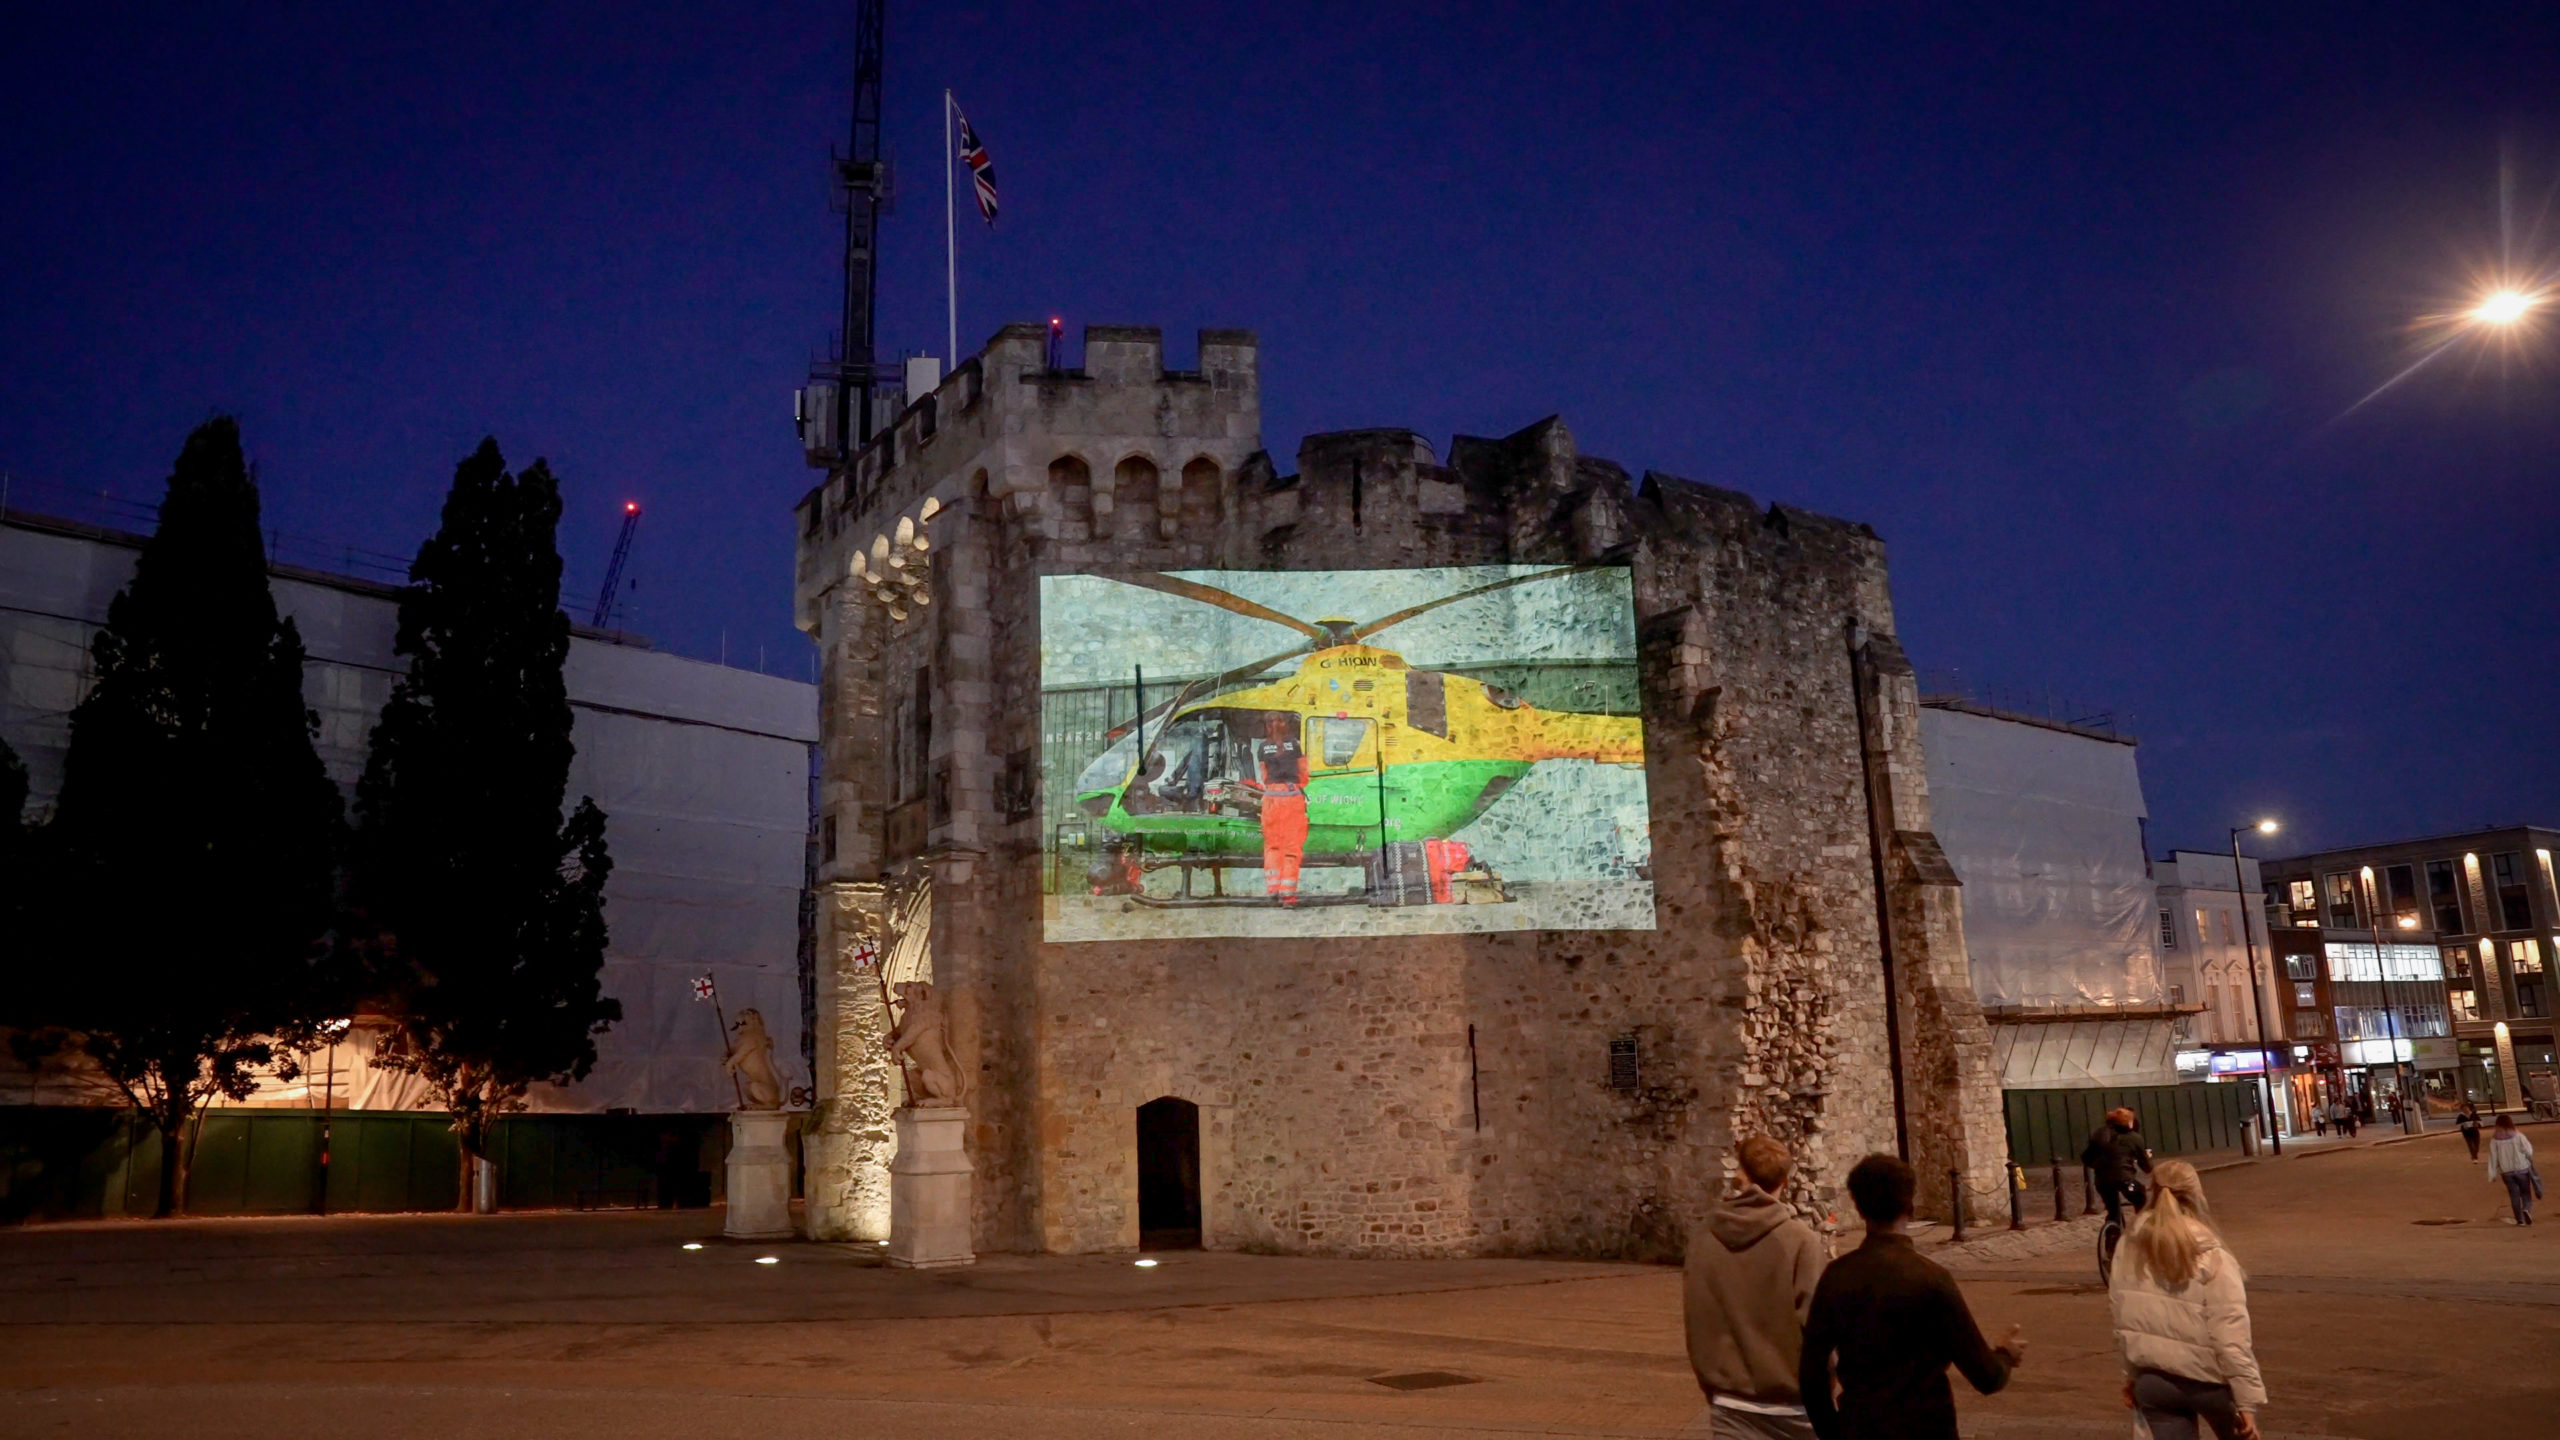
[2199,1047,2298,1136]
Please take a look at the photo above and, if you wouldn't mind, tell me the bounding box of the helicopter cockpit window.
[1312,716,1372,768]
[1124,717,1224,815]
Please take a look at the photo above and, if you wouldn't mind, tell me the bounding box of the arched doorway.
[1135,1096,1201,1249]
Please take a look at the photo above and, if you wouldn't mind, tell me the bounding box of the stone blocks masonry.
[791,322,2007,1256]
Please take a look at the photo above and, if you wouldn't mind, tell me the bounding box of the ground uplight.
[681,1242,703,1251]
[755,1256,780,1265]
[1133,1257,1160,1268]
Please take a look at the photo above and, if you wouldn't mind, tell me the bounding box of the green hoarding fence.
[2003,1083,2263,1174]
[2,1108,735,1223]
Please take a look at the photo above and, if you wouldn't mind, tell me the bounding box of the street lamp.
[2363,867,2422,1134]
[2471,288,2540,326]
[2232,819,2283,1154]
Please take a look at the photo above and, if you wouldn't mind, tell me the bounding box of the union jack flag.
[956,107,997,224]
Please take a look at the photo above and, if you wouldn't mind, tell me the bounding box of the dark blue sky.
[6,4,2555,856]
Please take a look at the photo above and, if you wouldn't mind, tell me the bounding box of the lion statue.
[886,981,964,1107]
[723,1008,785,1110]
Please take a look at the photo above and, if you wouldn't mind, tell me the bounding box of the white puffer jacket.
[2108,1229,2267,1410]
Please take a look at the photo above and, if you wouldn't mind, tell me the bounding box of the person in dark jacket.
[2457,1102,2484,1161]
[1799,1155,2025,1440]
[2082,1108,2153,1230]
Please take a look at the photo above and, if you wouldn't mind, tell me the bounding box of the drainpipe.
[1847,619,1912,1161]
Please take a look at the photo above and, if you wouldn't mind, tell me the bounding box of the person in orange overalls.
[1246,715,1307,905]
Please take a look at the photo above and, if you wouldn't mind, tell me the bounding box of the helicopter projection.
[1040,565,1654,941]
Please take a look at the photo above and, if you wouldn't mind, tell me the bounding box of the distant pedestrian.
[2312,1104,2327,1138]
[2457,1103,2484,1161]
[2109,1160,2267,1440]
[1800,1154,2024,1440]
[1686,1135,1828,1438]
[2331,1099,2356,1140]
[2486,1114,2540,1226]
[2082,1108,2153,1231]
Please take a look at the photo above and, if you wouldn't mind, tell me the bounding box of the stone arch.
[1114,455,1162,540]
[1047,454,1094,540]
[1179,455,1221,532]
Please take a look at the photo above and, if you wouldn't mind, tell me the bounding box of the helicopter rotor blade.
[1349,563,1614,642]
[1096,572,1322,638]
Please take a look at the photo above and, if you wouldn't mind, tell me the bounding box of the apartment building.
[2263,827,2560,1113]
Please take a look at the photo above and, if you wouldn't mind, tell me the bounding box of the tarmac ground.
[1,1128,2552,1439]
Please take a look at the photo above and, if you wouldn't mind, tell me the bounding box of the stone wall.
[792,324,2008,1255]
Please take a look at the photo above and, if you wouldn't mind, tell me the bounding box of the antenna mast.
[836,0,889,448]
[591,502,642,628]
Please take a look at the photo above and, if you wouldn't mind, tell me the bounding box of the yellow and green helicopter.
[1065,566,1644,905]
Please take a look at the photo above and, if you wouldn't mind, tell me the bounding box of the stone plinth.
[723,1111,794,1240]
[888,1106,974,1268]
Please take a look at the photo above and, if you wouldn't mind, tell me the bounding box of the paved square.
[3,1131,2552,1438]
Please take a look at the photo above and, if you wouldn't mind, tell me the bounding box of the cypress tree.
[351,439,619,1208]
[41,418,342,1217]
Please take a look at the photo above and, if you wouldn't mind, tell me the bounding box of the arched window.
[1115,456,1161,540]
[1179,456,1221,532]
[1048,455,1093,539]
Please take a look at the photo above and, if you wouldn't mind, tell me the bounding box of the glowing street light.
[2472,288,2539,326]
[2230,819,2283,1154]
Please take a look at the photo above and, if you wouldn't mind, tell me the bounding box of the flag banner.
[956,109,998,223]
[850,939,881,972]
[691,975,715,1002]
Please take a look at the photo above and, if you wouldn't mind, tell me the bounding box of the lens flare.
[2473,288,2539,325]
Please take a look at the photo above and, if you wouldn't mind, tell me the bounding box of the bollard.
[2051,1158,2067,1222]
[2008,1162,2025,1232]
[2082,1166,2098,1216]
[1948,1169,1966,1243]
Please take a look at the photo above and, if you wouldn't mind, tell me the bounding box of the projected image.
[1039,566,1653,941]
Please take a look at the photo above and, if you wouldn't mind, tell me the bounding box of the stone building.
[790,322,2007,1256]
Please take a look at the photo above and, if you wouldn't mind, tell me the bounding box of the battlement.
[792,322,1263,629]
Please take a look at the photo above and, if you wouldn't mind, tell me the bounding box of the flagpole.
[944,89,958,367]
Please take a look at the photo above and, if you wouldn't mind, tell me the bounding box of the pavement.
[2,1131,2553,1439]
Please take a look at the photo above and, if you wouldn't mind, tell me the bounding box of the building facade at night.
[1,508,818,1124]
[2264,827,2560,1114]
[2152,849,2302,1131]
[789,322,2011,1256]
[1916,699,2182,1090]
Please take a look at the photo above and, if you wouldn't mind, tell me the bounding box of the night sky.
[6,4,2555,858]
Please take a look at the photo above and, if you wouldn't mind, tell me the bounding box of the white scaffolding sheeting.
[1,516,819,1116]
[1919,706,2164,1010]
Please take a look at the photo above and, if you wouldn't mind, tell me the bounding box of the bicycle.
[2096,1178,2147,1284]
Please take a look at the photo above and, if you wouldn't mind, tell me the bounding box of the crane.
[591,501,641,628]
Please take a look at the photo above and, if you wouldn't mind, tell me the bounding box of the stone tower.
[791,322,2005,1254]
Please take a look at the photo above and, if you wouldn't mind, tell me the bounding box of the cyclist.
[2082,1107,2154,1234]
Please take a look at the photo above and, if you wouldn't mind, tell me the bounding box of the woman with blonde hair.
[2107,1161,2266,1440]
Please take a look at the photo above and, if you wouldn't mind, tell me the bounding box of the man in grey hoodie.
[1685,1135,1830,1438]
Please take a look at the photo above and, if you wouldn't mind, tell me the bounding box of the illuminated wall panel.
[1038,565,1652,941]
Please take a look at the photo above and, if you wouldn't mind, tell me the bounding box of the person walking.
[1799,1155,2024,1440]
[2457,1102,2484,1161]
[2312,1101,2327,1138]
[2332,1097,2356,1140]
[2486,1114,2540,1225]
[2082,1108,2153,1232]
[2108,1160,2268,1440]
[1685,1136,1829,1438]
